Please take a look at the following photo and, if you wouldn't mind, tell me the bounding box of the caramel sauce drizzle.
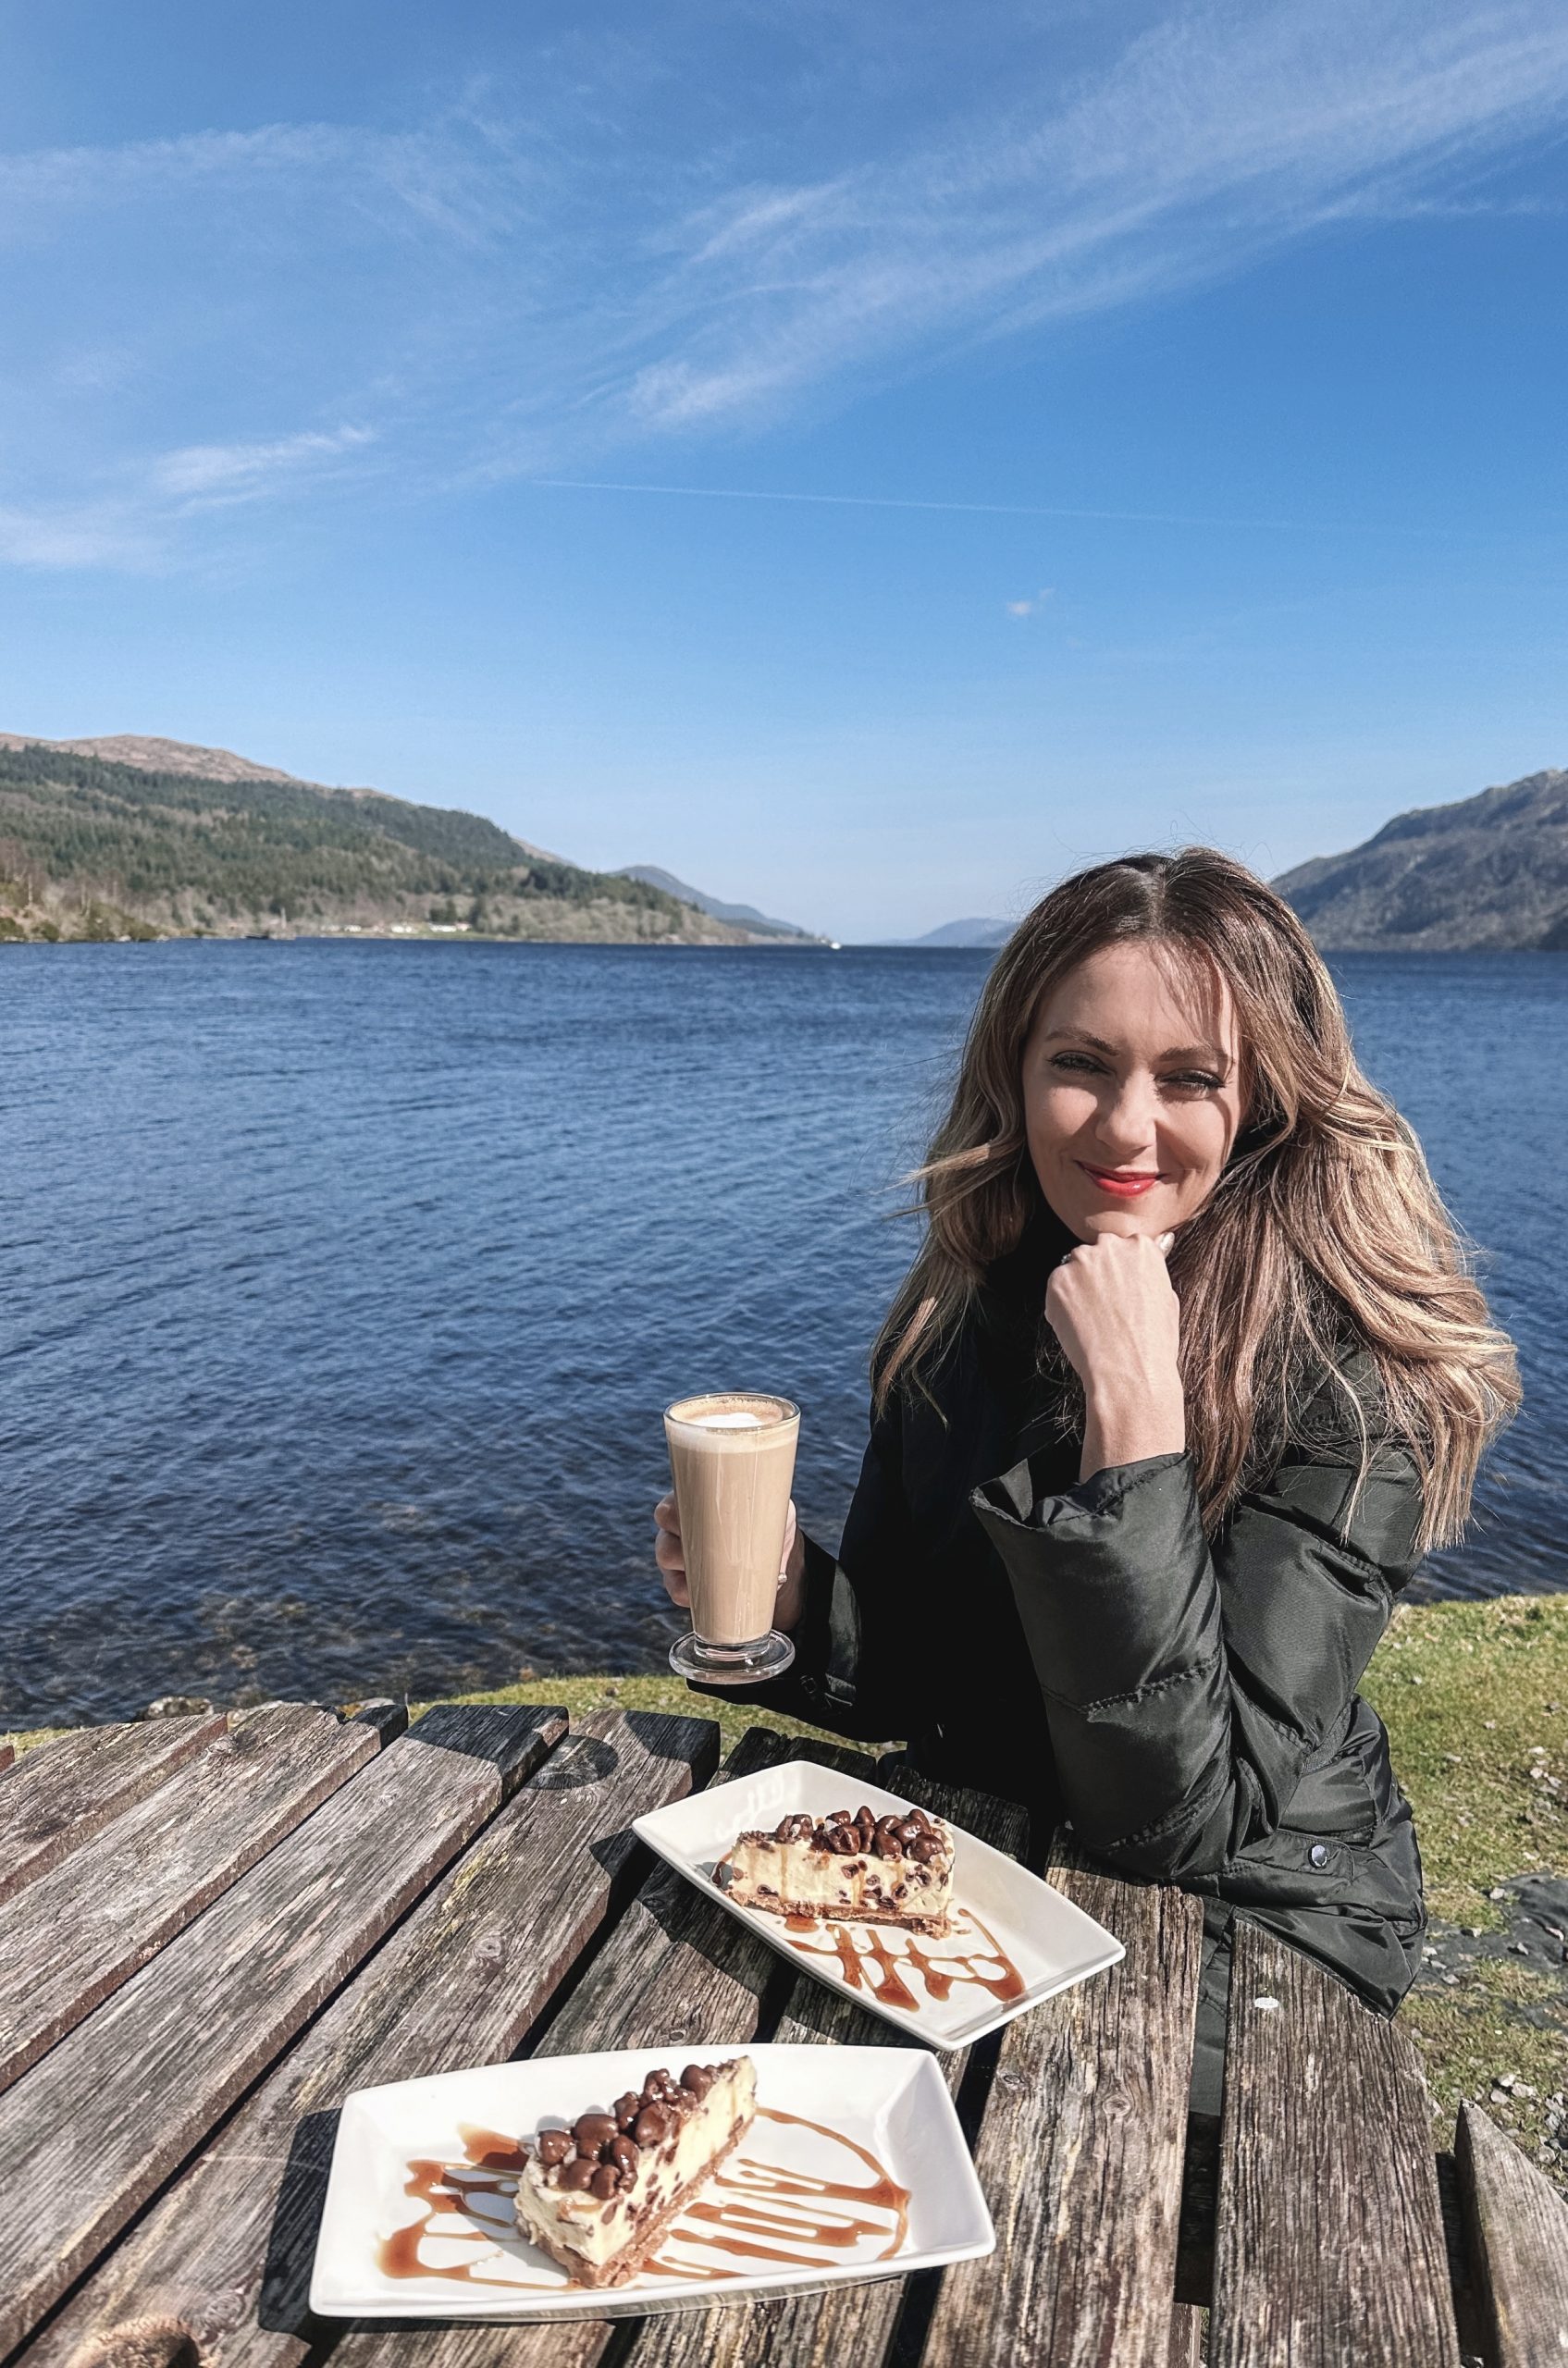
[377,2151,553,2288]
[377,2103,909,2290]
[784,1907,1026,2014]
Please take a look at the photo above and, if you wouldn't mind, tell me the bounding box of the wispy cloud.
[3,1,1566,568]
[1,426,377,569]
[609,0,1568,431]
[151,426,377,503]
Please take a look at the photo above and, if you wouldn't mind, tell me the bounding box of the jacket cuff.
[971,1450,1219,1706]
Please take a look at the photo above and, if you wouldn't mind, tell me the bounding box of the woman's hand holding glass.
[655,1491,807,1633]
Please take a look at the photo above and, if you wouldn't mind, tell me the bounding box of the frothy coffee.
[665,1393,799,1649]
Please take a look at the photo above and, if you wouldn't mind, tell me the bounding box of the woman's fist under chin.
[1044,1224,1186,1478]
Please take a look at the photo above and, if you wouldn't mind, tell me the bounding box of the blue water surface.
[2,943,1562,1725]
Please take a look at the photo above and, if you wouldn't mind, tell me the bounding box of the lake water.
[3,942,1564,1728]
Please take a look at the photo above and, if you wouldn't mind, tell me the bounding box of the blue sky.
[1,1,1565,941]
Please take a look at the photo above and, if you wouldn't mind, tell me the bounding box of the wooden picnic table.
[1,1697,1565,2368]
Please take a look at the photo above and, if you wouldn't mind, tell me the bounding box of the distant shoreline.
[5,930,1563,955]
[0,920,841,950]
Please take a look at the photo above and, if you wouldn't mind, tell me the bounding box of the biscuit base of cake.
[514,2057,755,2288]
[718,1805,955,1936]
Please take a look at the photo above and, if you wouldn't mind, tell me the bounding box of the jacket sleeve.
[969,1389,1424,1881]
[688,1398,926,1745]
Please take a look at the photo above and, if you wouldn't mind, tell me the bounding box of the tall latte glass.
[664,1392,799,1684]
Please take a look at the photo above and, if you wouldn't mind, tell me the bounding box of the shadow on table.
[402,1703,566,1768]
[258,2109,340,2338]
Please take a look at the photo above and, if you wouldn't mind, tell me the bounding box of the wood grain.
[1167,2304,1205,2366]
[0,1713,228,1903]
[1457,2100,1568,2365]
[1209,1919,1459,2368]
[0,1703,566,2358]
[920,1844,1203,2368]
[19,1708,718,2368]
[0,1704,380,2093]
[327,1723,828,2368]
[623,1764,1031,2368]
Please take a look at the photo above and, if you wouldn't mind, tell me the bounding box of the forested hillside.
[0,741,747,944]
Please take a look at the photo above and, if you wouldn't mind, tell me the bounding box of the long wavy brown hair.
[874,848,1518,1550]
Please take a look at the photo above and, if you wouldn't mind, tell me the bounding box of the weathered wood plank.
[0,1703,566,2358]
[1167,2303,1205,2366]
[1456,2099,1568,2365]
[920,1845,1203,2368]
[0,1711,228,1903]
[346,1700,412,1746]
[1210,1920,1459,2368]
[0,1743,14,1775]
[0,1702,381,2093]
[327,1723,835,2368]
[623,1766,1029,2368]
[19,1708,719,2368]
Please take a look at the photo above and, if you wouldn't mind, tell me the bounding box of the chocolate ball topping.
[537,2062,738,2193]
[771,1805,945,1857]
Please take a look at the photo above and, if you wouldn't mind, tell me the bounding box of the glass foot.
[669,1629,796,1686]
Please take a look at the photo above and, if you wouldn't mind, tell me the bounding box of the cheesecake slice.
[513,2057,755,2288]
[718,1804,955,1934]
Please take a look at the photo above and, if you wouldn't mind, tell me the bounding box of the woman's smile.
[1075,1162,1164,1198]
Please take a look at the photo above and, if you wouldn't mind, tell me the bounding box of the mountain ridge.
[1274,767,1568,950]
[614,862,822,941]
[899,916,1013,948]
[0,734,752,945]
[0,731,568,857]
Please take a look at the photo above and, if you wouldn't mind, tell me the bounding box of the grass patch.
[1403,1955,1567,2170]
[404,1671,857,1764]
[1361,1593,1568,1928]
[1,1725,64,1758]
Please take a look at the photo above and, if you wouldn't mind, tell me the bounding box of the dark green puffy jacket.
[733,1223,1427,2019]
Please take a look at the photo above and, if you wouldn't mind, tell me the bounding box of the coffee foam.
[668,1392,793,1432]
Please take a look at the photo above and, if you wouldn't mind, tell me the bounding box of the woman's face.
[1021,938,1245,1241]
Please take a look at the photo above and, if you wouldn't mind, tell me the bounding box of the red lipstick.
[1078,1163,1162,1198]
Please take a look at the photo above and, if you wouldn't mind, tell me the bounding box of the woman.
[654,849,1518,2106]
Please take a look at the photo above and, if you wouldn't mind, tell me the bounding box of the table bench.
[1,1699,1564,2368]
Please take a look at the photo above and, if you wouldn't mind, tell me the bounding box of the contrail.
[524,475,1443,538]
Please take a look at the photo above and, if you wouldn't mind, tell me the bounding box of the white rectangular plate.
[310,2042,993,2322]
[634,1762,1123,2048]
